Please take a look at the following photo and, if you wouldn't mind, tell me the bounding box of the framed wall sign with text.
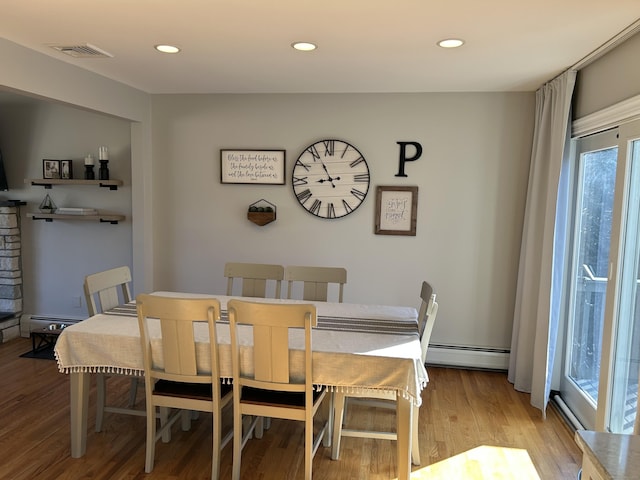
[374,185,418,236]
[220,149,286,185]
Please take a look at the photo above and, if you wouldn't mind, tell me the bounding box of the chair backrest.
[418,280,439,363]
[284,266,347,302]
[136,294,222,384]
[84,266,132,316]
[224,262,284,298]
[227,299,316,394]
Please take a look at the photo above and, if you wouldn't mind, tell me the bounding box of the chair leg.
[411,405,421,465]
[232,412,259,480]
[160,407,171,442]
[128,378,139,407]
[145,402,156,473]
[232,408,243,480]
[181,409,192,431]
[242,415,254,440]
[95,373,106,432]
[212,407,221,480]
[305,411,313,480]
[255,416,264,439]
[331,392,346,460]
[342,396,348,426]
[322,391,333,447]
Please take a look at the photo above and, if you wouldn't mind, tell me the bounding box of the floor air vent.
[49,43,113,58]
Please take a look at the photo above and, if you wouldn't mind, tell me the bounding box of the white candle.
[99,146,109,160]
[84,154,94,166]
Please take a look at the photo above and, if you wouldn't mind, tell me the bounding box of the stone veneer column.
[0,205,22,316]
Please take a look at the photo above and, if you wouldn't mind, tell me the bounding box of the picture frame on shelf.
[374,185,418,236]
[43,159,60,179]
[220,149,286,184]
[60,160,73,179]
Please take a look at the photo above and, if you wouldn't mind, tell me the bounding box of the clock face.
[292,139,370,219]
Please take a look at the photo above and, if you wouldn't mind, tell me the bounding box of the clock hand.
[317,176,341,184]
[320,161,337,188]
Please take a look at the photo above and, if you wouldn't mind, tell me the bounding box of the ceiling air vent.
[48,43,113,58]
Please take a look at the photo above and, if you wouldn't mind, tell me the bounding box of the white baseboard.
[426,344,510,371]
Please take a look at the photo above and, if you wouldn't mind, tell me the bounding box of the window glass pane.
[609,138,640,433]
[568,146,617,404]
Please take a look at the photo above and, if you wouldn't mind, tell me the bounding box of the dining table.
[54,291,428,480]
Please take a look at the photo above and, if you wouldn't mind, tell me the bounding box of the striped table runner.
[106,302,418,336]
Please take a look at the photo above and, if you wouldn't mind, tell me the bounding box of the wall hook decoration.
[247,199,276,226]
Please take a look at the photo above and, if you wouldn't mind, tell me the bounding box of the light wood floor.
[0,337,583,479]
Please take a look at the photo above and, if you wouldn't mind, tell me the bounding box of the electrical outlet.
[72,296,82,308]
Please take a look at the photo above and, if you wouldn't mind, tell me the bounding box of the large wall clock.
[292,139,370,219]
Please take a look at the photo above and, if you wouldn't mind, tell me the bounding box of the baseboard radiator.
[551,393,585,431]
[20,314,83,338]
[426,343,510,371]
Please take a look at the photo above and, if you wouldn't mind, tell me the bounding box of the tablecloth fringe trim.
[316,384,423,407]
[55,363,426,406]
[57,364,144,376]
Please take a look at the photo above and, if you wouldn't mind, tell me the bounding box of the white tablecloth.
[55,293,428,406]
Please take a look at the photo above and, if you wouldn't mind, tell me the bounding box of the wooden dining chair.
[331,280,438,466]
[227,299,330,480]
[224,262,284,298]
[284,265,347,302]
[136,294,233,479]
[83,265,143,432]
[84,266,132,317]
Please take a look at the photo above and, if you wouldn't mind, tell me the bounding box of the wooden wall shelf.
[25,178,123,190]
[27,212,125,224]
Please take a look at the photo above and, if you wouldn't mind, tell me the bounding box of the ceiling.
[2,1,640,95]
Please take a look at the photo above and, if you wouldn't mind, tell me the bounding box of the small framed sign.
[220,149,286,184]
[375,185,418,236]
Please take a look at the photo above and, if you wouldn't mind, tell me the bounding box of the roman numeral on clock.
[351,188,366,201]
[323,140,334,156]
[293,176,308,186]
[350,156,365,168]
[354,173,369,183]
[296,189,312,204]
[306,145,320,161]
[309,199,322,215]
[327,202,336,218]
[295,159,311,172]
[340,143,351,158]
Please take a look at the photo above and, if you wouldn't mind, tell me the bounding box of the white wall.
[0,37,536,355]
[0,99,133,318]
[151,93,534,350]
[1,26,637,366]
[0,39,154,299]
[575,32,640,118]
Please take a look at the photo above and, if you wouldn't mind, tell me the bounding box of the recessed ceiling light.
[155,44,181,54]
[437,38,465,48]
[292,42,317,52]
